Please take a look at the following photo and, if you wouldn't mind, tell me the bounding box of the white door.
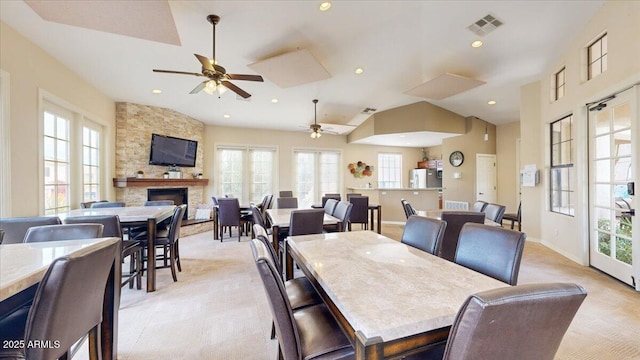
[589,86,638,290]
[476,154,497,203]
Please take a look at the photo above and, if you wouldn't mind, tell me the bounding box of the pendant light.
[310,99,322,139]
[484,121,489,141]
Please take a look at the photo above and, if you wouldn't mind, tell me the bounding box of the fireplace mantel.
[113,177,209,188]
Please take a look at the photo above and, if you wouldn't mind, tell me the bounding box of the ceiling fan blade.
[227,74,264,82]
[190,81,208,94]
[194,54,214,71]
[153,69,204,77]
[221,81,251,99]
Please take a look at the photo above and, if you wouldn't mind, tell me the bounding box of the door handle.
[478,192,484,195]
[622,209,635,217]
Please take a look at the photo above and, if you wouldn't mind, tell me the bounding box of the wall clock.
[449,151,464,167]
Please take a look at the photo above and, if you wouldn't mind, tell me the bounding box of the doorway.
[588,86,638,290]
[476,154,497,203]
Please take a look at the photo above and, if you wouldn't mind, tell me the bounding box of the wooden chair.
[502,202,522,231]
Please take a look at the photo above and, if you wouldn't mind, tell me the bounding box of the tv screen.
[149,134,198,167]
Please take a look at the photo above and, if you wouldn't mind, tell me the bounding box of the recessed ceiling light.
[271,98,279,103]
[471,40,483,48]
[487,100,497,105]
[354,67,364,75]
[223,114,230,118]
[319,1,331,11]
[151,89,162,94]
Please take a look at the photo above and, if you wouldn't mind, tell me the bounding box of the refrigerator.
[410,169,442,188]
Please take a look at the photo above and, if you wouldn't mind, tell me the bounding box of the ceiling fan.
[153,14,263,99]
[309,99,323,139]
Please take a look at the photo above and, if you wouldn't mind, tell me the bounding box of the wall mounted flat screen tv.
[149,134,198,167]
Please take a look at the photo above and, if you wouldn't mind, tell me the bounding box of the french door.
[589,86,638,290]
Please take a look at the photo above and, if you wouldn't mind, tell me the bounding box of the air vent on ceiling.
[361,107,377,115]
[467,14,503,37]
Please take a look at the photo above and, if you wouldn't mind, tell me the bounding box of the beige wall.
[496,121,520,213]
[520,1,640,262]
[441,116,496,207]
[0,21,116,216]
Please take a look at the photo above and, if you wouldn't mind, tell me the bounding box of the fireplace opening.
[147,188,188,220]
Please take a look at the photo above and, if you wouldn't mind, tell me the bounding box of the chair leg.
[135,248,142,289]
[128,253,135,289]
[169,245,178,282]
[270,321,276,339]
[87,325,101,360]
[175,239,182,272]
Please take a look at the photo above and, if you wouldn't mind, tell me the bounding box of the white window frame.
[377,152,403,189]
[0,69,11,217]
[550,114,575,216]
[292,147,343,208]
[215,144,278,205]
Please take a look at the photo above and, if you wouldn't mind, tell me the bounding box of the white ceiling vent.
[361,107,377,115]
[467,14,504,37]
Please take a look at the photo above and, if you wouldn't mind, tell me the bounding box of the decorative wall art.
[348,161,374,178]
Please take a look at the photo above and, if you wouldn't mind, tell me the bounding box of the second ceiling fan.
[153,14,263,99]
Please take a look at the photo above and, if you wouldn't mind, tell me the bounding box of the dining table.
[0,237,122,360]
[417,209,501,227]
[286,230,507,359]
[311,202,382,233]
[62,205,175,292]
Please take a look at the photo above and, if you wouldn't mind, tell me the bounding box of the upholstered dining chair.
[250,239,355,360]
[80,200,107,208]
[63,215,142,289]
[251,205,270,236]
[278,190,293,198]
[143,200,175,206]
[323,198,339,216]
[401,215,446,254]
[0,229,3,244]
[404,283,587,360]
[455,223,526,285]
[471,200,488,212]
[0,239,120,360]
[502,202,522,231]
[328,201,352,232]
[217,198,246,241]
[276,197,298,209]
[483,203,507,224]
[289,209,325,237]
[0,216,61,244]
[90,201,125,208]
[401,199,417,219]
[437,211,486,262]
[23,224,104,243]
[348,195,369,230]
[321,193,341,207]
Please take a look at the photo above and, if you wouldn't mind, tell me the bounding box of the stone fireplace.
[148,187,188,220]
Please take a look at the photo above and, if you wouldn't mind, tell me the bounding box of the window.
[550,115,574,216]
[217,145,277,204]
[588,33,607,80]
[293,148,341,208]
[377,153,402,188]
[0,70,10,217]
[42,98,104,215]
[554,67,566,100]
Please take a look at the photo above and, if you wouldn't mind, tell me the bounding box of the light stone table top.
[418,209,501,227]
[62,205,175,223]
[266,208,339,227]
[287,231,507,345]
[0,237,120,301]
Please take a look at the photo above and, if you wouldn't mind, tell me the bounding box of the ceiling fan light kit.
[152,14,263,99]
[310,99,322,139]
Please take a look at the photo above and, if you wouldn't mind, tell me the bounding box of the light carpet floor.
[76,226,640,359]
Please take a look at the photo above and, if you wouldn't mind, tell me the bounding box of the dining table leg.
[376,206,382,234]
[285,240,294,281]
[100,243,121,360]
[146,218,157,292]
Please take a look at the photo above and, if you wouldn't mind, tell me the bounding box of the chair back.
[333,202,353,230]
[442,283,587,360]
[217,198,241,227]
[23,239,120,359]
[401,215,446,254]
[323,198,339,216]
[279,190,293,198]
[80,200,107,209]
[455,223,526,285]
[289,209,325,236]
[252,205,267,229]
[211,196,219,206]
[144,200,175,206]
[253,224,280,273]
[257,195,270,212]
[250,239,301,360]
[166,205,187,244]
[471,201,488,212]
[516,202,522,221]
[437,211,486,262]
[277,197,298,209]
[348,195,369,224]
[90,202,125,208]
[63,215,122,238]
[24,224,104,243]
[346,193,362,201]
[265,194,275,210]
[401,199,417,219]
[321,194,341,207]
[0,229,3,244]
[483,203,506,223]
[0,216,62,244]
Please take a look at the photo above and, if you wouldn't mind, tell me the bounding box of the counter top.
[347,187,442,191]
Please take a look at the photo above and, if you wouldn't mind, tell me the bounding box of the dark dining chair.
[348,195,369,230]
[0,216,61,244]
[471,200,488,212]
[23,224,104,243]
[143,200,175,206]
[502,202,522,231]
[323,198,339,216]
[401,199,417,219]
[0,229,3,244]
[217,198,246,241]
[483,203,507,224]
[437,211,486,262]
[0,239,120,360]
[405,283,587,360]
[278,190,293,198]
[80,200,107,209]
[455,223,526,285]
[63,215,142,289]
[276,197,298,209]
[251,205,270,236]
[250,239,354,360]
[289,209,325,237]
[321,193,341,207]
[328,201,352,232]
[401,215,446,254]
[90,201,125,208]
